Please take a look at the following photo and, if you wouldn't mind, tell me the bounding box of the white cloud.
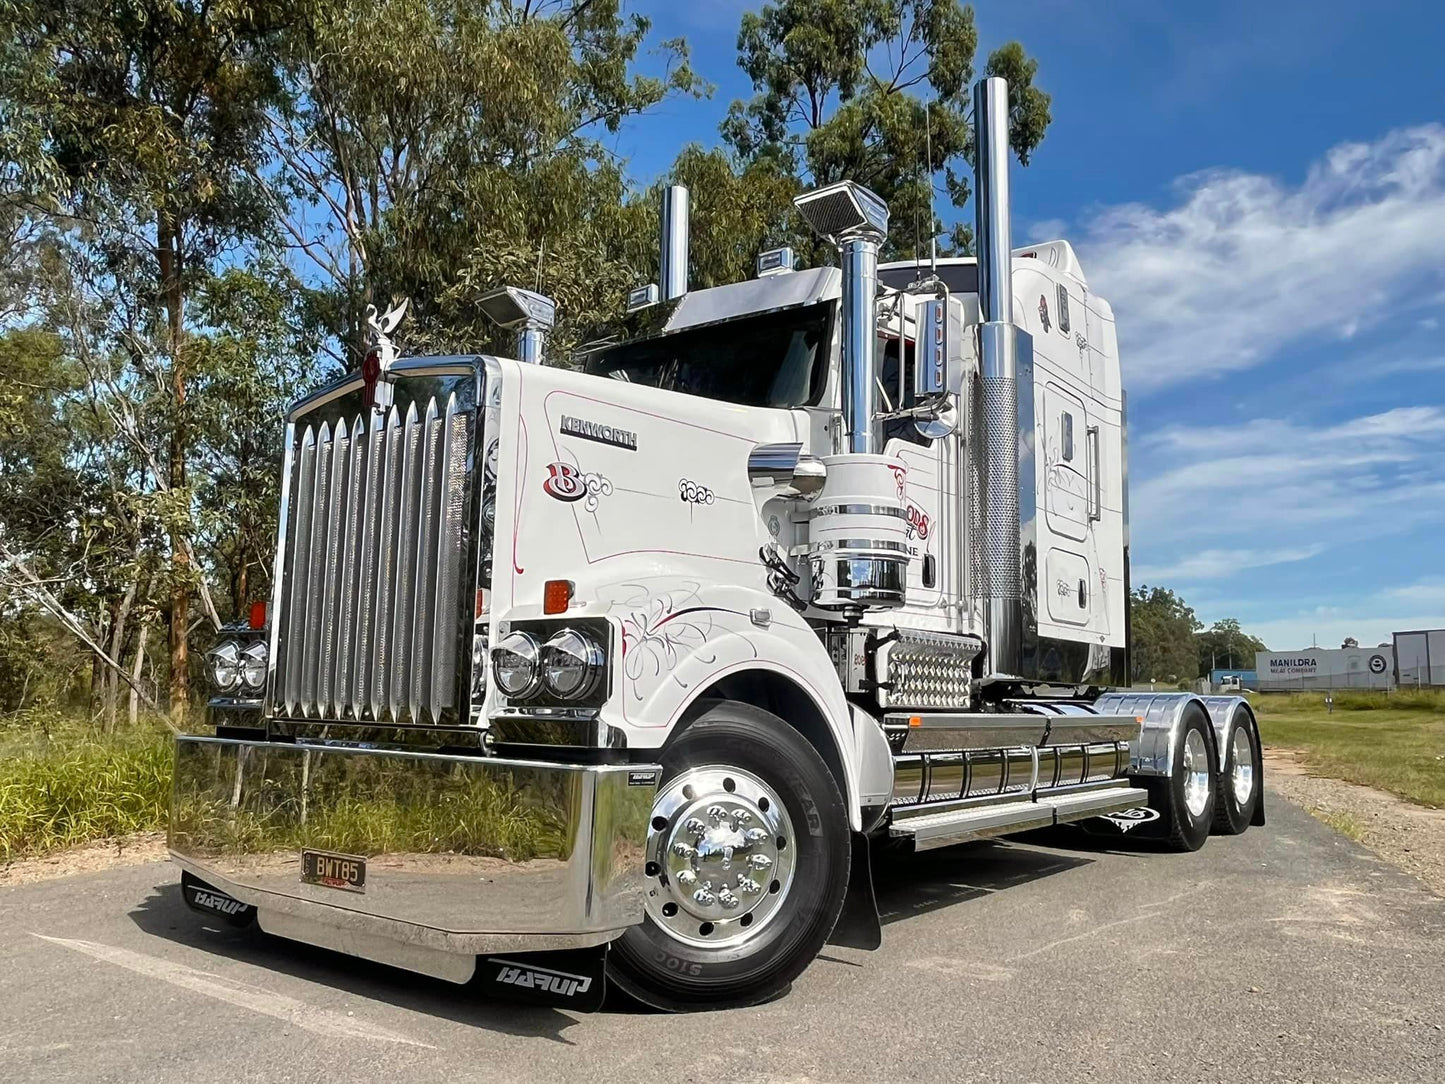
[1077,125,1445,393]
[1131,405,1445,550]
[1237,607,1445,652]
[1134,544,1324,583]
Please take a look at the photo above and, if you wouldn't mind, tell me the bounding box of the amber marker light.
[543,579,574,615]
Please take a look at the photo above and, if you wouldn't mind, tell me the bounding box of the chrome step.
[889,785,1149,851]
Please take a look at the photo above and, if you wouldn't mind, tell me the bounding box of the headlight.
[208,641,241,692]
[240,641,268,691]
[540,629,605,702]
[492,631,542,698]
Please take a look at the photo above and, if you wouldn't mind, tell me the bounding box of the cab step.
[889,785,1148,851]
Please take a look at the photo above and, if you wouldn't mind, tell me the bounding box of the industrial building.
[1254,647,1395,691]
[1394,629,1445,688]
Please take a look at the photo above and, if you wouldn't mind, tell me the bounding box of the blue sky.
[607,0,1445,650]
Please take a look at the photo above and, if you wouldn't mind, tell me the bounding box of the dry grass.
[1254,691,1445,809]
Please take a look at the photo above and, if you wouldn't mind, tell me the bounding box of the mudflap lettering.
[180,871,256,927]
[477,944,608,1012]
[1083,806,1163,837]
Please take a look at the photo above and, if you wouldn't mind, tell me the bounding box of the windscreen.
[584,301,833,409]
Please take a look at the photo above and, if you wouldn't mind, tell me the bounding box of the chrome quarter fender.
[1199,695,1258,773]
[1093,692,1215,778]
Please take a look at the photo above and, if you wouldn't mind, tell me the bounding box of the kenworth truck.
[172,78,1264,1012]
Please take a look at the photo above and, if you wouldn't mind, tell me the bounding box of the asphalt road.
[2,795,1442,1084]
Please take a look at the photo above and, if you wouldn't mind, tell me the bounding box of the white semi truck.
[173,78,1264,1012]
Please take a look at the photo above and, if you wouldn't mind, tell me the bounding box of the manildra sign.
[1263,654,1318,678]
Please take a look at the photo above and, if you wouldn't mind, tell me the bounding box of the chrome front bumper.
[169,736,658,979]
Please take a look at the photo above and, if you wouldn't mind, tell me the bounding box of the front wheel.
[607,700,850,1011]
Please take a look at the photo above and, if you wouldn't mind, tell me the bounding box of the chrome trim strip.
[810,503,907,519]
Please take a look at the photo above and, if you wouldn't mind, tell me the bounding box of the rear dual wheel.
[606,700,850,1012]
[1144,704,1217,852]
[1213,712,1261,835]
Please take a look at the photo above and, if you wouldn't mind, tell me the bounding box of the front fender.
[596,578,862,828]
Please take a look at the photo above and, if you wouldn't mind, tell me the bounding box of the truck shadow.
[127,882,589,1041]
[871,835,1095,927]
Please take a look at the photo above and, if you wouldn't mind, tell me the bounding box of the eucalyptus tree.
[718,0,1052,260]
[266,0,706,361]
[3,0,293,717]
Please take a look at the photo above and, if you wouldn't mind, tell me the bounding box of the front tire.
[607,700,850,1011]
[1143,704,1217,852]
[1212,712,1261,835]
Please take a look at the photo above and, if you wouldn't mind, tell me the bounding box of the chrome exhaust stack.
[478,286,557,365]
[973,76,1035,678]
[794,181,890,454]
[794,181,908,618]
[660,184,690,301]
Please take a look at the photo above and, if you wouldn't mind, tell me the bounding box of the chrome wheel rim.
[1231,727,1255,806]
[643,766,796,950]
[1182,729,1211,819]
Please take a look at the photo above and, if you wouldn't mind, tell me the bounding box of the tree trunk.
[129,623,150,729]
[159,209,189,723]
[105,578,138,732]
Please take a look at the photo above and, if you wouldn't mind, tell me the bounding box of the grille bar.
[276,396,471,722]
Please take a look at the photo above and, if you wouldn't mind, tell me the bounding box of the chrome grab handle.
[1087,425,1102,521]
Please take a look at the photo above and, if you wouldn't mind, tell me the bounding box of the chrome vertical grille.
[275,393,472,723]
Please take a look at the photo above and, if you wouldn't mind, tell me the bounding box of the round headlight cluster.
[492,631,542,698]
[540,629,605,701]
[492,628,604,703]
[209,641,241,691]
[208,638,268,695]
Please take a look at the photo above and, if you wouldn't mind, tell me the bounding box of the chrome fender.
[1093,691,1217,778]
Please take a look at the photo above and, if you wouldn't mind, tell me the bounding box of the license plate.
[301,849,366,893]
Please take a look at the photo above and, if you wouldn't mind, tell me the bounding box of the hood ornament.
[363,298,409,411]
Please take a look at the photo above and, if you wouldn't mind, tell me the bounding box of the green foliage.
[1129,584,1201,684]
[721,0,1052,258]
[1197,616,1268,675]
[0,710,174,859]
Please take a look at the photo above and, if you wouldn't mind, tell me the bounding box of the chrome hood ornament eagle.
[363,298,409,411]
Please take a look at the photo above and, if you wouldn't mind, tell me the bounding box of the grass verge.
[1253,691,1445,809]
[0,710,174,862]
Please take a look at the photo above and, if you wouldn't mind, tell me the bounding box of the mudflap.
[826,831,882,951]
[180,871,256,928]
[475,944,609,1012]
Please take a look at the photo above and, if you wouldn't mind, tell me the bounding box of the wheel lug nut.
[736,876,761,895]
[672,842,696,859]
[684,817,707,837]
[676,869,697,887]
[718,888,739,909]
[744,827,769,845]
[693,888,716,906]
[733,810,753,824]
[747,853,772,870]
[707,805,727,825]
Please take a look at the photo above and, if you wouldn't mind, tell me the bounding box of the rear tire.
[1144,704,1216,852]
[606,700,850,1012]
[1212,712,1261,835]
